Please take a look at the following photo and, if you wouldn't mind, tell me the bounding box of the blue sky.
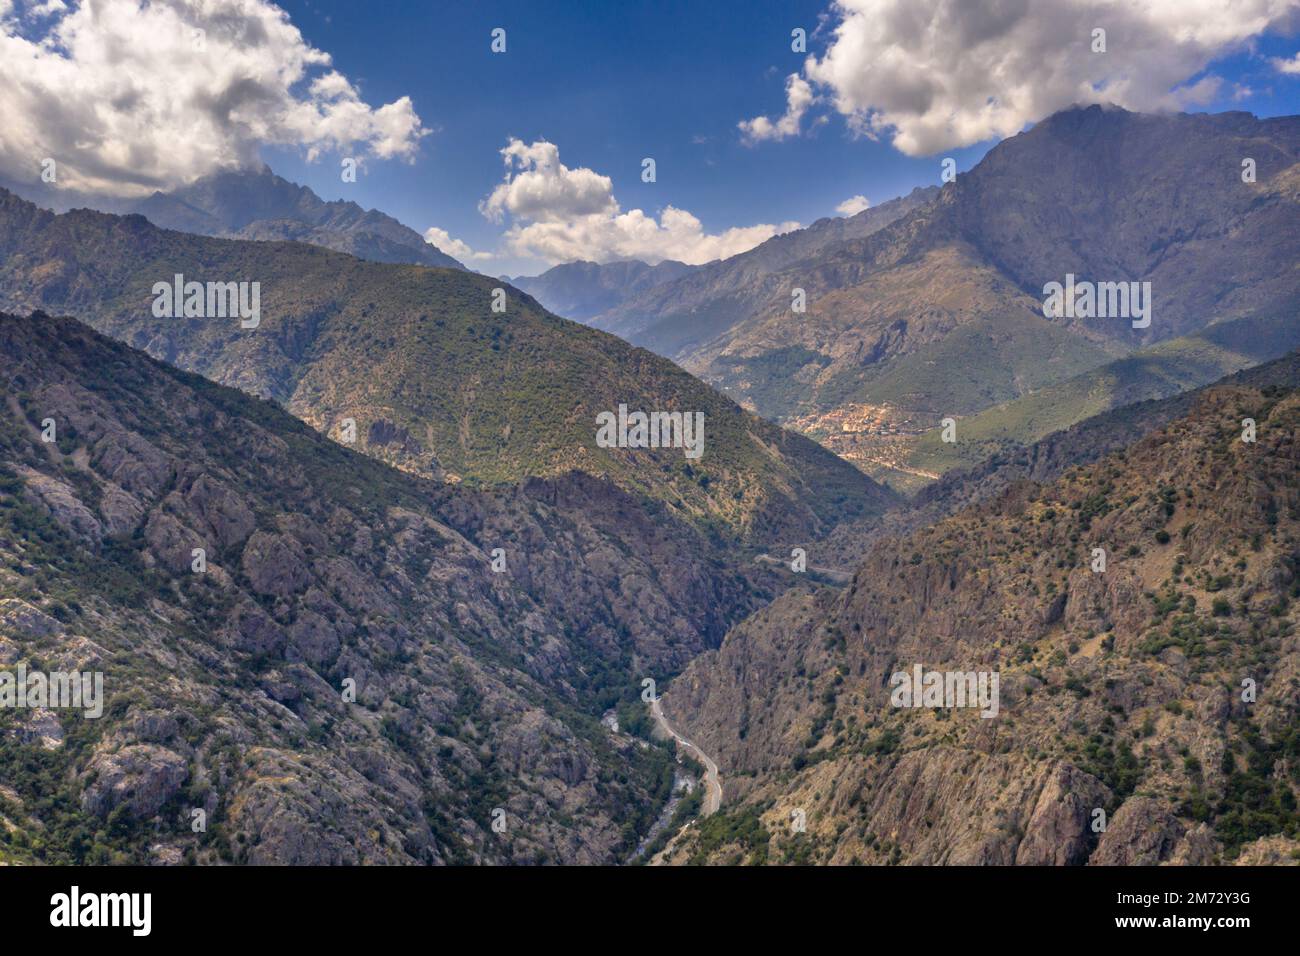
[262,0,1300,276]
[264,0,1006,272]
[3,0,1298,276]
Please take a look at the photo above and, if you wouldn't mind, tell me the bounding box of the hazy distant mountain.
[3,166,465,270]
[507,259,696,322]
[0,187,895,546]
[129,166,466,269]
[592,185,940,354]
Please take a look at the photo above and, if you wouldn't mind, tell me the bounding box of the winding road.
[754,553,853,585]
[651,696,722,816]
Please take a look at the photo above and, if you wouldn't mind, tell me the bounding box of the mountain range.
[591,184,941,358]
[581,107,1300,493]
[2,102,1297,869]
[3,166,465,271]
[505,259,696,322]
[0,187,894,547]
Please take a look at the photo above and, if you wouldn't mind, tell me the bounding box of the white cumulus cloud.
[836,194,870,216]
[743,0,1300,155]
[481,138,800,266]
[423,226,492,262]
[481,139,617,224]
[1272,51,1300,74]
[739,73,816,144]
[0,0,428,196]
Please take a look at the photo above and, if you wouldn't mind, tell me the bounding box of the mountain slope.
[947,107,1300,347]
[816,350,1300,569]
[0,188,896,546]
[909,300,1300,475]
[605,107,1300,492]
[0,310,791,865]
[698,107,1299,377]
[660,374,1300,865]
[592,185,940,354]
[507,259,696,322]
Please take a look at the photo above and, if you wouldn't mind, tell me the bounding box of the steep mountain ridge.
[132,167,464,269]
[947,107,1300,347]
[599,107,1300,494]
[660,372,1300,865]
[0,310,790,865]
[696,107,1299,378]
[592,186,941,355]
[0,188,896,546]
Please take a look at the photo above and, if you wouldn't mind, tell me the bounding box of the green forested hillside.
[0,189,895,546]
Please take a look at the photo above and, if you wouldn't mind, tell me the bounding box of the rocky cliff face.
[661,377,1300,865]
[0,311,784,865]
